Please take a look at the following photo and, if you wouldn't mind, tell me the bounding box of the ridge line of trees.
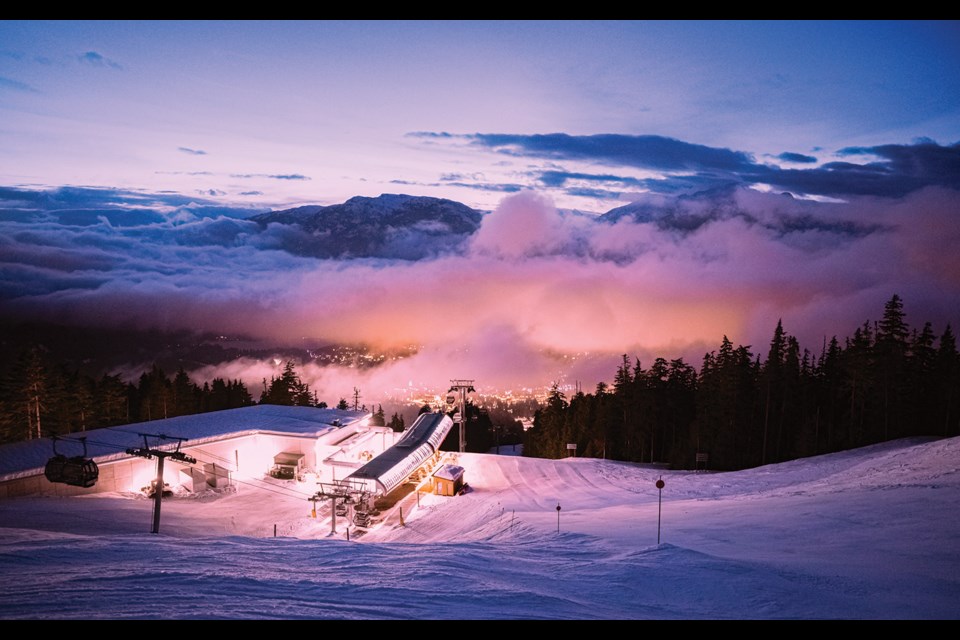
[0,357,259,442]
[0,357,344,443]
[523,294,959,470]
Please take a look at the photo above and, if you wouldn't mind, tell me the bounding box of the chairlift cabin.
[353,510,371,528]
[44,437,99,488]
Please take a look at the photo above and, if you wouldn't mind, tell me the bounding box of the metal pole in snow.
[330,496,337,534]
[656,476,665,545]
[556,503,561,533]
[274,523,277,538]
[151,455,165,534]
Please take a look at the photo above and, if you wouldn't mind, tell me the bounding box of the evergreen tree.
[171,367,199,416]
[137,364,172,422]
[778,335,801,461]
[692,337,758,469]
[842,322,875,447]
[662,358,697,464]
[23,347,49,439]
[817,336,843,454]
[62,368,95,432]
[388,411,405,432]
[95,374,128,427]
[761,320,786,465]
[936,325,960,436]
[210,378,230,411]
[228,379,254,409]
[261,361,299,405]
[292,379,315,406]
[524,382,568,459]
[3,347,55,440]
[875,294,909,439]
[260,361,314,406]
[909,322,938,436]
[611,355,637,460]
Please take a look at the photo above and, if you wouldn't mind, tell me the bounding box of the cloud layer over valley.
[2,178,958,401]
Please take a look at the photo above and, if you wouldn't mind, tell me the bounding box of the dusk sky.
[2,20,959,398]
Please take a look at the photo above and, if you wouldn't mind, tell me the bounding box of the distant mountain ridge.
[251,194,483,260]
[250,189,878,260]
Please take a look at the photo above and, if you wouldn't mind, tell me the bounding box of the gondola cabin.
[44,455,100,489]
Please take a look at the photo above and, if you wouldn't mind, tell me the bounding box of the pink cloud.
[6,187,959,398]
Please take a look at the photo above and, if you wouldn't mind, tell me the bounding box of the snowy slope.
[0,437,958,619]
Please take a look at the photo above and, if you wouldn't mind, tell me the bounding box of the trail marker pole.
[556,503,561,534]
[656,476,665,545]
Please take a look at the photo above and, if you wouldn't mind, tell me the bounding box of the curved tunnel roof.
[346,412,453,495]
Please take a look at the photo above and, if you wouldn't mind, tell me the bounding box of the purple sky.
[1,21,959,398]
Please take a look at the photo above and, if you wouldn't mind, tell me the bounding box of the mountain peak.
[250,194,483,260]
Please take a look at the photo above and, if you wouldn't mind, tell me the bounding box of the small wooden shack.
[270,452,305,480]
[433,464,465,496]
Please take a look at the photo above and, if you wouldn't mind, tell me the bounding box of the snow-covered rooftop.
[433,464,464,481]
[0,405,369,480]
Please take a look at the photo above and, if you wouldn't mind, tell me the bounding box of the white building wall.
[0,416,386,498]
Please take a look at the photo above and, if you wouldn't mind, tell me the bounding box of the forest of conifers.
[2,294,958,472]
[522,295,960,470]
[0,357,258,444]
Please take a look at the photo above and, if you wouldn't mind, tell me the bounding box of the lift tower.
[447,379,475,453]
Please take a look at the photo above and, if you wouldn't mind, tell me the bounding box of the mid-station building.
[0,404,404,499]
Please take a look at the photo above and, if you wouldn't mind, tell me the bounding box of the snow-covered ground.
[1,436,958,619]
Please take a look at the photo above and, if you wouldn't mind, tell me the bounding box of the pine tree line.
[0,354,256,443]
[259,360,323,407]
[523,295,960,470]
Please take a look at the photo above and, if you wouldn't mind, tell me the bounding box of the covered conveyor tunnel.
[344,412,453,496]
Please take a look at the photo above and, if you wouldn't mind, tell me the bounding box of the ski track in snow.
[0,436,958,619]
